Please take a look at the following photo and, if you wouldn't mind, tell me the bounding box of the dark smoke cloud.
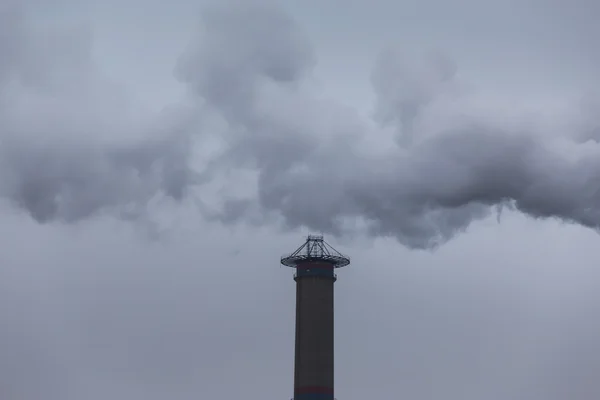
[177,2,600,248]
[371,47,457,144]
[0,2,199,224]
[2,1,600,248]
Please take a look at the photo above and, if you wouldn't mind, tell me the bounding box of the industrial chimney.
[281,235,350,400]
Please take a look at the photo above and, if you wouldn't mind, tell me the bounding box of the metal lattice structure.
[281,235,350,268]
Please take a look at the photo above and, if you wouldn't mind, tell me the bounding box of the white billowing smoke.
[1,1,600,249]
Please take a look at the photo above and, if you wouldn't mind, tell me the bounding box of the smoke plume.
[0,2,199,225]
[1,1,600,248]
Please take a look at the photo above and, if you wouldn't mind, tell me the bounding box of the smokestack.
[281,235,350,400]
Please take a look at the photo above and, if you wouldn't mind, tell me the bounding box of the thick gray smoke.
[0,2,199,224]
[1,1,600,248]
[371,47,457,144]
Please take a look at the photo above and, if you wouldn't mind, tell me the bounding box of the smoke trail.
[1,1,600,248]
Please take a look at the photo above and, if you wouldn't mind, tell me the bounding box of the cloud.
[0,2,199,225]
[175,1,600,249]
[371,47,458,144]
[2,0,600,250]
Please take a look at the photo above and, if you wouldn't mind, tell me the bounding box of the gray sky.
[2,0,600,398]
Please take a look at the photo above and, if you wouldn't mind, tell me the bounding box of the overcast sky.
[2,0,600,399]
